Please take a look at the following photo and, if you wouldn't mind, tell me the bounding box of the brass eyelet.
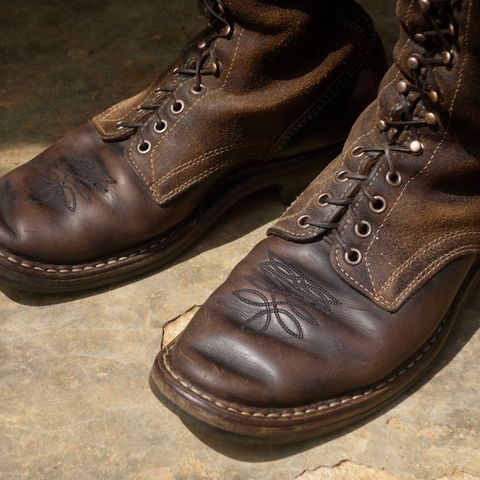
[137,140,152,155]
[386,171,402,187]
[344,248,363,266]
[335,170,349,183]
[369,195,387,214]
[191,84,205,95]
[171,100,185,114]
[419,0,431,12]
[407,54,421,70]
[297,215,310,228]
[351,146,365,158]
[154,120,168,134]
[316,193,331,207]
[355,221,372,239]
[410,140,424,155]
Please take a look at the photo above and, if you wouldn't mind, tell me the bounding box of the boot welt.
[149,261,480,444]
[0,145,341,293]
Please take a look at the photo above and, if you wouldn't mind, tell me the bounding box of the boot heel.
[276,171,317,206]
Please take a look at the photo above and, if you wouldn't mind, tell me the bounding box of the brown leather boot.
[151,0,480,443]
[0,0,385,293]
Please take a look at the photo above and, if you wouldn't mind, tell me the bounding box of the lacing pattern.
[116,0,233,154]
[298,0,459,266]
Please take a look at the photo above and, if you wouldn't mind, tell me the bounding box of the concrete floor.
[0,1,479,479]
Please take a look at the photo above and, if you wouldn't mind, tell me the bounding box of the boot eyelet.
[211,61,222,76]
[378,119,388,132]
[171,100,185,114]
[419,0,431,12]
[191,84,205,95]
[414,32,426,43]
[386,171,402,186]
[137,140,152,154]
[154,120,168,133]
[335,170,349,183]
[441,50,453,65]
[407,54,421,70]
[396,80,409,94]
[429,90,439,103]
[410,140,424,155]
[297,215,310,228]
[351,146,365,158]
[369,195,387,214]
[345,248,363,266]
[116,121,125,130]
[317,193,331,207]
[223,24,233,37]
[425,112,438,126]
[355,221,372,238]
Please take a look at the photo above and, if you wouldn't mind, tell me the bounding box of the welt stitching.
[0,222,185,274]
[161,314,447,418]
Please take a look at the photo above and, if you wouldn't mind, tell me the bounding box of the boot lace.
[298,0,459,266]
[116,0,233,154]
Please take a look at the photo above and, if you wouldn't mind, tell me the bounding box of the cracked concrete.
[0,1,479,479]
[295,461,479,480]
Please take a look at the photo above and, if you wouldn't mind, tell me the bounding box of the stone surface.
[0,1,479,479]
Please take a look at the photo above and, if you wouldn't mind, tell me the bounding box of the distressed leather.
[163,0,480,412]
[168,237,474,407]
[92,0,385,206]
[0,0,386,267]
[270,0,480,312]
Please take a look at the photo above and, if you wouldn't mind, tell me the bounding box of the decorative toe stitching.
[160,316,448,419]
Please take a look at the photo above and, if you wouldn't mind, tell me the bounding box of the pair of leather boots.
[1,0,478,443]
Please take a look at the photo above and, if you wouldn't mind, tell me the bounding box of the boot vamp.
[0,124,187,264]
[170,236,471,408]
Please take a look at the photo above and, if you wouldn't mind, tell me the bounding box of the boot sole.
[149,261,480,444]
[0,145,341,293]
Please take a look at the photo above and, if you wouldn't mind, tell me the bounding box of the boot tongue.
[269,0,460,244]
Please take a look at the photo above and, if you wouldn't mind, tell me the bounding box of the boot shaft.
[388,0,480,144]
[270,0,480,313]
[93,0,386,206]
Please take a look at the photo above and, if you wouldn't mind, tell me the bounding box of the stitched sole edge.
[149,262,480,443]
[0,145,341,293]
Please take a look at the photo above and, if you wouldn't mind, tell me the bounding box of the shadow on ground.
[151,291,480,461]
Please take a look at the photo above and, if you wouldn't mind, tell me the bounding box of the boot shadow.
[153,286,480,461]
[0,187,286,306]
